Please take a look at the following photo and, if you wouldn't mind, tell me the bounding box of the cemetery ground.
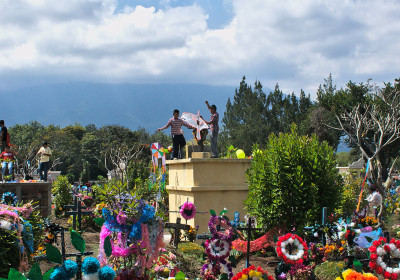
[36,215,279,278]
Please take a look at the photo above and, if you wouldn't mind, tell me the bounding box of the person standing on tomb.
[200,101,219,158]
[157,109,196,159]
[0,146,15,177]
[0,120,8,152]
[37,141,52,182]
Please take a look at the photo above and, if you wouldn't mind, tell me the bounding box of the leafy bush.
[245,125,343,230]
[52,175,73,217]
[314,261,345,280]
[336,171,367,217]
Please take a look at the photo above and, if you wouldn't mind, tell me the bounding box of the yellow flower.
[342,269,352,279]
[341,240,346,244]
[339,247,344,252]
[59,207,63,210]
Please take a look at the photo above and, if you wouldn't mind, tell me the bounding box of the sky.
[0,0,400,99]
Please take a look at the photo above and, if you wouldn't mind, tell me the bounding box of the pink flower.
[180,201,196,220]
[117,211,127,225]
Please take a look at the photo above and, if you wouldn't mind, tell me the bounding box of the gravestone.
[167,157,251,234]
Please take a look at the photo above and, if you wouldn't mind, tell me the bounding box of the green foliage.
[335,172,367,217]
[52,175,73,217]
[314,261,345,280]
[244,125,343,230]
[336,152,350,167]
[45,244,62,264]
[70,230,86,253]
[221,76,314,154]
[0,229,20,277]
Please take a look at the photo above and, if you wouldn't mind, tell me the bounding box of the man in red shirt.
[0,146,14,177]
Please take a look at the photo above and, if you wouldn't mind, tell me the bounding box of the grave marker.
[65,196,92,231]
[165,217,190,247]
[237,216,263,268]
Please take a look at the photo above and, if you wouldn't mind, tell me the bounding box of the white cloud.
[0,0,399,96]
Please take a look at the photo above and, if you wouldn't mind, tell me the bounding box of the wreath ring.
[204,238,231,261]
[369,237,400,279]
[1,192,18,206]
[276,233,308,265]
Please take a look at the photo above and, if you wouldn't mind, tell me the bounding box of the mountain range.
[0,83,238,132]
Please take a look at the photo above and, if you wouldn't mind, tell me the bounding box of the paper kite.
[149,142,166,190]
[181,111,208,141]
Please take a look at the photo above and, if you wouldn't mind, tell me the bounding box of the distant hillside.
[0,83,239,132]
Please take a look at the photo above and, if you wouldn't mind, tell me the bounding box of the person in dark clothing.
[0,120,8,152]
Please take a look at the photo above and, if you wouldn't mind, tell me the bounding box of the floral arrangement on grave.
[98,197,164,280]
[150,248,179,279]
[276,233,309,265]
[1,192,18,206]
[231,265,273,280]
[201,209,234,280]
[82,195,95,208]
[182,225,199,242]
[0,201,36,274]
[180,201,196,220]
[336,269,377,280]
[368,237,400,279]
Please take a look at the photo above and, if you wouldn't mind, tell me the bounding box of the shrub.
[52,175,73,217]
[245,125,343,230]
[336,171,367,217]
[314,261,345,280]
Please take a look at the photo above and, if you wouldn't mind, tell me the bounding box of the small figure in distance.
[0,120,8,152]
[157,109,196,159]
[37,141,52,182]
[200,101,219,158]
[0,145,15,179]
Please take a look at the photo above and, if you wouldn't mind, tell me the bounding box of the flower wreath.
[276,233,308,265]
[180,201,196,220]
[369,237,400,279]
[232,265,274,280]
[1,192,18,206]
[202,215,234,279]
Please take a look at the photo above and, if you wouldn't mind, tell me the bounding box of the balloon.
[236,149,245,159]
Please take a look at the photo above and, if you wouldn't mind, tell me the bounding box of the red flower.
[377,267,383,274]
[268,276,274,280]
[384,244,391,252]
[396,240,400,248]
[392,273,398,280]
[384,271,391,279]
[369,261,377,270]
[369,246,377,253]
[370,253,378,260]
[373,240,380,247]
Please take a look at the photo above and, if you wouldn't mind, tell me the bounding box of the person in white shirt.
[366,186,382,218]
[37,141,52,182]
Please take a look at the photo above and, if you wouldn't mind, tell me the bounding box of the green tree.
[221,77,268,154]
[221,77,314,154]
[244,125,343,230]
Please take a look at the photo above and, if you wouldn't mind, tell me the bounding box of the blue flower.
[81,257,100,275]
[49,267,67,280]
[63,260,78,279]
[129,222,142,240]
[98,266,116,280]
[139,204,155,223]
